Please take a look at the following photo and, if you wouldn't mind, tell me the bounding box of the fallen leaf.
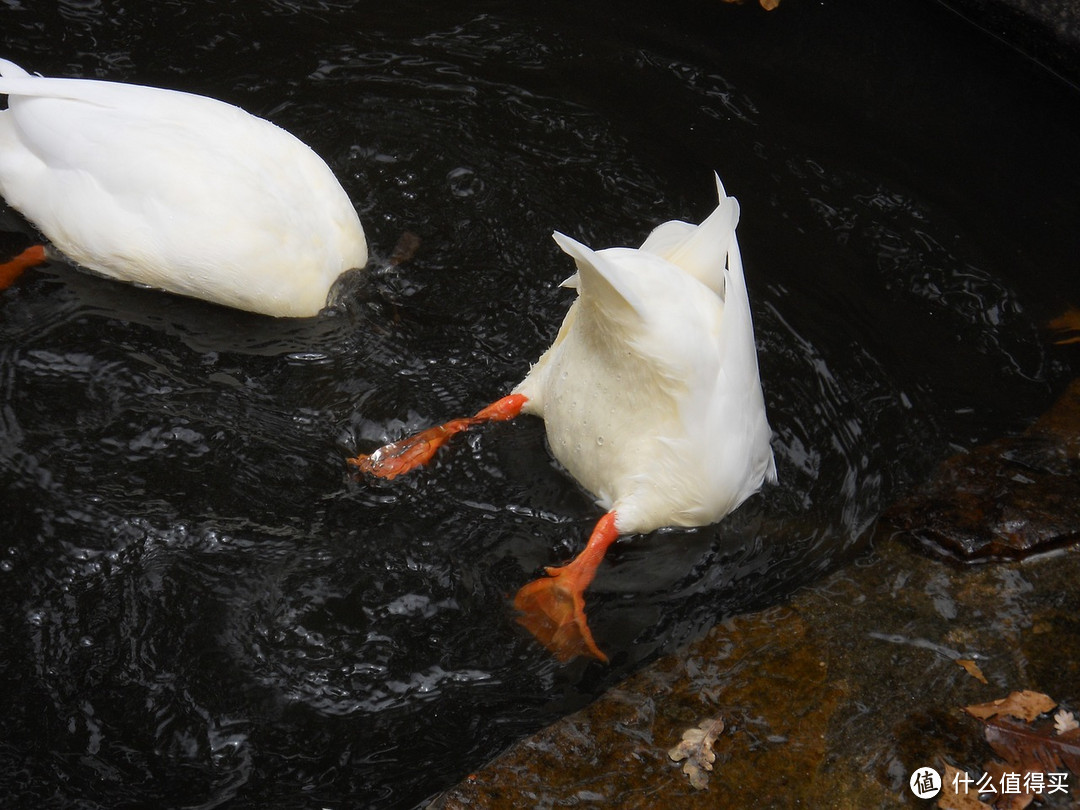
[937,764,992,810]
[983,760,1036,810]
[1054,709,1079,736]
[964,691,1056,723]
[950,692,1078,810]
[984,716,1080,775]
[668,716,724,790]
[957,659,988,684]
[1049,305,1080,345]
[389,231,421,266]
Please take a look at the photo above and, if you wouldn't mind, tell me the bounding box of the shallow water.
[0,0,1078,807]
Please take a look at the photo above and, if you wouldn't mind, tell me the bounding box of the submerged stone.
[431,535,1080,809]
[884,380,1080,561]
[431,383,1080,808]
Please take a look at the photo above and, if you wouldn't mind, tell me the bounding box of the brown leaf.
[668,716,724,790]
[957,659,988,684]
[955,693,1078,810]
[983,760,1037,810]
[1049,305,1080,345]
[965,691,1056,723]
[984,716,1080,775]
[937,764,992,810]
[389,231,421,266]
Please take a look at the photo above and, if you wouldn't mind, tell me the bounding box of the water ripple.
[0,1,1077,808]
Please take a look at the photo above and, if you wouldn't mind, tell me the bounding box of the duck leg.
[348,393,527,479]
[514,511,620,663]
[0,245,46,291]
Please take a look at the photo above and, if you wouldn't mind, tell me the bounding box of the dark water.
[1,0,1078,807]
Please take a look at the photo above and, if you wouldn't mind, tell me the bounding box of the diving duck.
[0,59,366,317]
[350,175,776,662]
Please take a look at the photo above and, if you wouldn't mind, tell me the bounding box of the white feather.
[515,174,775,534]
[0,59,367,317]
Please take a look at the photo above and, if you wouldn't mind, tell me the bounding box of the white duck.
[350,175,776,661]
[0,59,367,317]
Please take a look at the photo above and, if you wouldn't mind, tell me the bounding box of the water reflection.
[1,0,1078,807]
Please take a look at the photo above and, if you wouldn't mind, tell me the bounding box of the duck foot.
[348,393,527,479]
[514,568,608,663]
[0,245,46,291]
[513,511,621,663]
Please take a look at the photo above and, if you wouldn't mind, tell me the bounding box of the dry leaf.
[1054,709,1079,736]
[964,691,1056,723]
[1049,305,1080,345]
[937,764,992,810]
[668,716,724,790]
[951,692,1078,810]
[984,716,1080,775]
[957,659,988,684]
[389,231,421,266]
[983,760,1037,810]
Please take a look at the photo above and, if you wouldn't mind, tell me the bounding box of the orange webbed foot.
[348,393,528,480]
[514,566,608,663]
[0,245,47,291]
[513,511,621,663]
[347,421,466,479]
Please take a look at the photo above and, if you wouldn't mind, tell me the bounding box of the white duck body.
[514,176,776,535]
[0,59,367,317]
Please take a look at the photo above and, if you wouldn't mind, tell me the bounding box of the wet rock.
[432,537,1080,809]
[884,381,1080,561]
[432,384,1080,808]
[432,605,872,810]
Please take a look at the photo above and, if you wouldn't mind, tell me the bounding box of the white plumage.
[514,173,777,535]
[352,174,776,661]
[0,59,367,317]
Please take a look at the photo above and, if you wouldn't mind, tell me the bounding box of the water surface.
[0,1,1078,807]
